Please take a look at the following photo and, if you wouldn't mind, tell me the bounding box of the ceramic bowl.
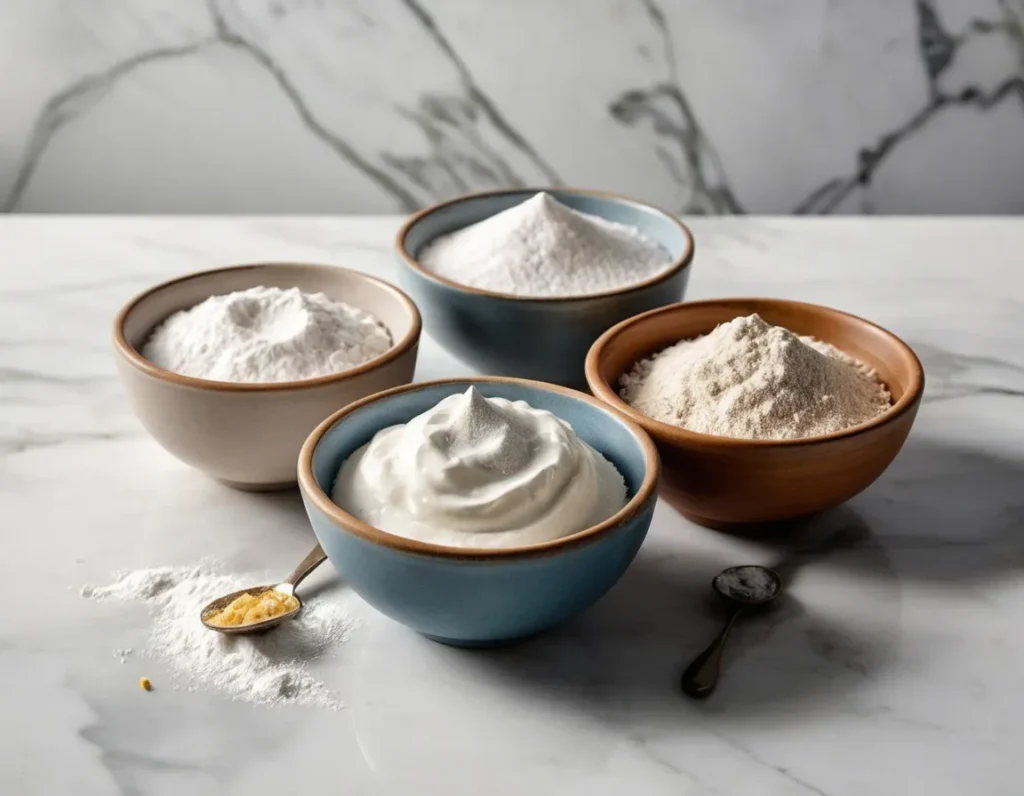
[298,377,660,646]
[394,188,694,388]
[585,298,924,530]
[113,263,421,490]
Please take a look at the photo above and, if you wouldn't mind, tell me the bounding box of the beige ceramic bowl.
[113,262,421,490]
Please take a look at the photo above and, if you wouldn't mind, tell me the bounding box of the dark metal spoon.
[680,565,782,699]
[200,544,327,635]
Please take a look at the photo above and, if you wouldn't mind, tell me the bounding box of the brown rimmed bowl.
[113,262,421,490]
[297,377,660,646]
[585,298,924,530]
[394,188,695,388]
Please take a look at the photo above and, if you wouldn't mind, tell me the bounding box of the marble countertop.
[2,216,1022,795]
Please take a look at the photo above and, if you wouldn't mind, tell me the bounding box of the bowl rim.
[112,262,423,392]
[585,297,926,448]
[297,376,661,561]
[394,187,695,302]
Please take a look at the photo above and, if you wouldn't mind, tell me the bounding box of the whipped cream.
[331,387,627,549]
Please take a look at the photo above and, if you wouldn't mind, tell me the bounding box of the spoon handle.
[680,607,744,699]
[283,543,328,589]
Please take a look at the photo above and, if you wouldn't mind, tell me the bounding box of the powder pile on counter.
[419,192,672,297]
[142,286,391,383]
[82,562,357,710]
[620,313,891,440]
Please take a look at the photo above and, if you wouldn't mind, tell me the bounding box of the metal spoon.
[680,565,782,699]
[200,544,328,635]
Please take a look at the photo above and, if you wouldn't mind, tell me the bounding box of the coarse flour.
[82,562,358,710]
[620,313,891,440]
[142,286,391,383]
[419,193,672,297]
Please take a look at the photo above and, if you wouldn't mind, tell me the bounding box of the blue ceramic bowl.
[395,189,694,387]
[298,378,660,647]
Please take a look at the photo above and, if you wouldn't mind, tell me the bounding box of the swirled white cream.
[331,387,627,549]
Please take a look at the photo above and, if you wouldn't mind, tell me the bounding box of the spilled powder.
[82,561,358,710]
[620,313,891,440]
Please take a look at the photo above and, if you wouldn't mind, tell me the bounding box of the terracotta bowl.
[585,298,924,530]
[113,263,421,490]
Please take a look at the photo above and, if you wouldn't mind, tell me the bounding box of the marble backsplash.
[2,0,1023,215]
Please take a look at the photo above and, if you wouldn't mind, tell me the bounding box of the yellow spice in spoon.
[206,589,299,627]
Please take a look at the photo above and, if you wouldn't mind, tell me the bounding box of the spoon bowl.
[200,584,302,635]
[712,565,782,607]
[199,544,327,636]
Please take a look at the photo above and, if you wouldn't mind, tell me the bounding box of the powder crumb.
[419,192,672,297]
[82,562,358,710]
[620,313,891,440]
[142,286,392,383]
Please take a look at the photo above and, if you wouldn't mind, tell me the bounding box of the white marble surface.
[2,1,1024,214]
[2,216,1023,795]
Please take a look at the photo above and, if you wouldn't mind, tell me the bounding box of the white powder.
[142,286,392,383]
[620,313,891,440]
[82,562,357,710]
[419,193,672,297]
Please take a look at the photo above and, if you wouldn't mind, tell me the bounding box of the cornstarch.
[419,192,672,297]
[82,562,358,710]
[142,285,391,383]
[620,313,891,440]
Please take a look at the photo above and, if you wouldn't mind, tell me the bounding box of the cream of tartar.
[331,387,627,549]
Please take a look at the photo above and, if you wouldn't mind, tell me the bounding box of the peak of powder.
[441,387,533,476]
[419,192,671,297]
[619,313,891,440]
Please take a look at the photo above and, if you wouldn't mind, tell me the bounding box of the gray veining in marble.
[2,0,1023,214]
[1,215,1022,795]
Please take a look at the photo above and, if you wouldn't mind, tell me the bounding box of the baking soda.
[142,285,391,383]
[419,193,672,297]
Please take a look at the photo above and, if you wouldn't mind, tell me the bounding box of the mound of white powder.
[620,313,891,440]
[82,561,358,710]
[419,192,672,297]
[142,285,392,383]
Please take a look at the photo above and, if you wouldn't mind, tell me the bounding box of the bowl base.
[678,507,820,536]
[678,509,747,530]
[216,477,297,493]
[422,630,543,649]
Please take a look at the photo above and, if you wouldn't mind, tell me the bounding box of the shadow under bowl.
[585,298,924,530]
[298,377,660,646]
[113,262,421,490]
[394,188,694,388]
